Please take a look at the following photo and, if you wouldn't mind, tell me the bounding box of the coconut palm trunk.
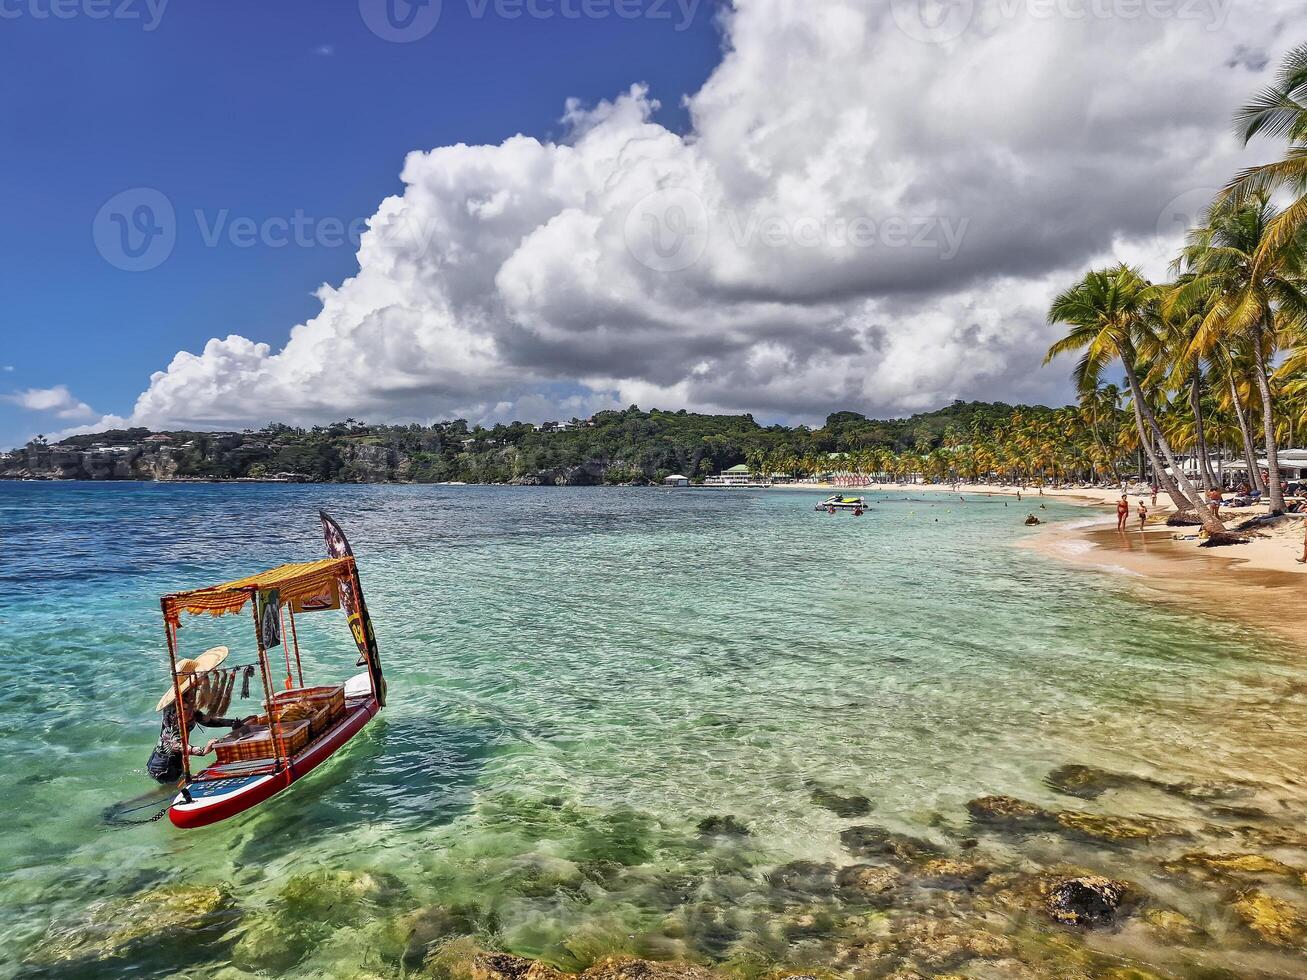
[1252,324,1286,512]
[1128,385,1186,507]
[1122,358,1225,534]
[1188,375,1216,492]
[1228,372,1264,493]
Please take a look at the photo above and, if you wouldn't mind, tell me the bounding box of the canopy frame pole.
[287,604,305,688]
[160,602,192,784]
[249,590,288,771]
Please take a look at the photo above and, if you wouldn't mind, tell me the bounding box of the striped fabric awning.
[163,556,354,623]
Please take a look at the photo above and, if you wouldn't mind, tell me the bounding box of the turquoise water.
[3,482,1307,977]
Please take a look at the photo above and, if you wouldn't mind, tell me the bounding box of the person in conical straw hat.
[146,646,255,784]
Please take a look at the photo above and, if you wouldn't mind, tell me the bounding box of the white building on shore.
[663,473,690,487]
[703,464,770,487]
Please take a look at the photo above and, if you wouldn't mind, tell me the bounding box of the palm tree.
[1152,278,1218,491]
[1224,43,1307,258]
[1045,265,1227,535]
[1173,195,1307,513]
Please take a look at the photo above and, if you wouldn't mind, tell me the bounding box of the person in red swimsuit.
[1116,494,1129,531]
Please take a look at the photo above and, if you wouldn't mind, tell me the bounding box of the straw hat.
[156,645,230,711]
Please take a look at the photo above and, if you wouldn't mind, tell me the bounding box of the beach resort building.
[663,474,690,487]
[704,464,769,487]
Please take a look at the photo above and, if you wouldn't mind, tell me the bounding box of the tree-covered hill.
[0,401,1067,484]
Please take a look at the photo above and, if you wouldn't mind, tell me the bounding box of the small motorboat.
[815,495,868,512]
[157,512,385,829]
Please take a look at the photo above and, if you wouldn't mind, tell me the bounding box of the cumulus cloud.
[100,0,1307,431]
[6,385,97,421]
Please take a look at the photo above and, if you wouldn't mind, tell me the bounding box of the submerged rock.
[471,953,720,980]
[1024,514,1042,525]
[965,796,1055,829]
[809,786,874,818]
[1054,810,1190,844]
[840,825,942,861]
[695,815,751,837]
[24,883,235,971]
[1165,851,1304,883]
[766,860,838,896]
[836,863,903,900]
[383,903,493,969]
[1232,889,1307,947]
[279,868,407,925]
[916,858,990,889]
[583,956,718,980]
[1044,875,1131,928]
[903,918,1015,970]
[1044,764,1142,800]
[1139,907,1205,944]
[231,913,314,973]
[473,950,565,980]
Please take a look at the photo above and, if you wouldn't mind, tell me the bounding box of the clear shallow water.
[3,482,1307,977]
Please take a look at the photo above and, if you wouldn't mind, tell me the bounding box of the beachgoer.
[147,647,252,784]
[1116,494,1129,531]
[1151,485,1158,507]
[1207,486,1222,519]
[1299,521,1307,565]
[1137,500,1148,531]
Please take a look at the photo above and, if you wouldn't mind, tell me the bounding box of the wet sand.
[1031,511,1307,654]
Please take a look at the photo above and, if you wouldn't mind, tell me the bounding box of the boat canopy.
[162,556,354,623]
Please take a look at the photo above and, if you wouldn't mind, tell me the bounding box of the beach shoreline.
[771,479,1306,649]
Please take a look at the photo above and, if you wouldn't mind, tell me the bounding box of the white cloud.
[98,0,1307,431]
[5,385,98,421]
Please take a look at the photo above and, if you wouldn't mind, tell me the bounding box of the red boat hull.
[169,696,380,829]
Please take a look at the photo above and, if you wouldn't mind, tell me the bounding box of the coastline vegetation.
[1041,46,1307,528]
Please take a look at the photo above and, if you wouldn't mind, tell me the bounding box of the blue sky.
[2,1,1291,451]
[0,0,723,448]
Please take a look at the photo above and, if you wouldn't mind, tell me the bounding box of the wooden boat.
[159,512,385,829]
[815,494,868,511]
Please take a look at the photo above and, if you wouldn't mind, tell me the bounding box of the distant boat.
[815,495,868,511]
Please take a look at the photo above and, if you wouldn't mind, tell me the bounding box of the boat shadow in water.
[230,713,493,863]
